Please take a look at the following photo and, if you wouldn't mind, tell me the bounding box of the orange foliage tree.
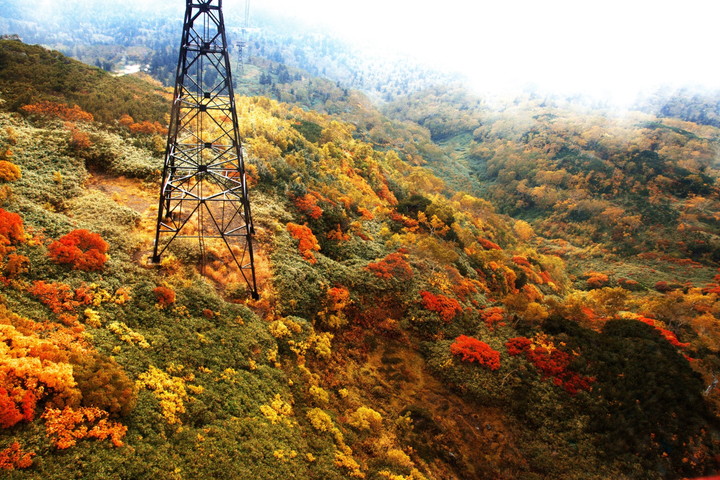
[0,209,26,284]
[0,442,34,471]
[47,229,108,271]
[20,101,94,122]
[585,271,609,289]
[128,120,168,136]
[286,222,320,264]
[0,319,82,426]
[450,335,500,370]
[326,224,350,241]
[42,406,127,449]
[153,286,176,308]
[68,128,92,151]
[118,114,134,127]
[317,286,352,328]
[293,193,323,219]
[28,280,92,313]
[0,161,21,182]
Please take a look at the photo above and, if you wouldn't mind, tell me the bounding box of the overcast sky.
[248,0,720,103]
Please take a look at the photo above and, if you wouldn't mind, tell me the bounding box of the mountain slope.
[0,42,719,480]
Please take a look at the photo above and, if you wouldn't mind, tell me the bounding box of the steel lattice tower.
[151,0,259,299]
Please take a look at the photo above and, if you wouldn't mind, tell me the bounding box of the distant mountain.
[638,87,720,128]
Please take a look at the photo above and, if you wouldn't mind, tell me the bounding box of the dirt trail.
[85,172,155,215]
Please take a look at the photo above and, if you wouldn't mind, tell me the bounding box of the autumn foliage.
[450,335,501,370]
[506,336,594,395]
[127,120,168,136]
[153,286,176,308]
[0,442,34,471]
[420,290,463,322]
[48,229,109,271]
[42,406,127,449]
[294,193,323,219]
[0,387,35,428]
[20,101,94,122]
[0,209,25,245]
[478,237,502,250]
[0,160,21,182]
[637,316,690,348]
[365,250,413,280]
[69,128,92,150]
[28,280,89,313]
[585,271,609,289]
[481,306,506,329]
[287,222,320,264]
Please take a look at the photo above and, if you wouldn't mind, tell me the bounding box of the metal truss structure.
[151,0,259,299]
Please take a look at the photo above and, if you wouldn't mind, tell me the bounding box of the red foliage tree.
[365,250,413,280]
[47,229,108,271]
[0,387,25,429]
[0,209,25,245]
[420,290,463,323]
[505,336,533,356]
[450,335,501,370]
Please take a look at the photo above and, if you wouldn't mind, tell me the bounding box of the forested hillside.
[0,40,720,480]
